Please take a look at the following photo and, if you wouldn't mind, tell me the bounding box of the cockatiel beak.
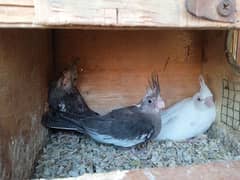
[204,96,214,107]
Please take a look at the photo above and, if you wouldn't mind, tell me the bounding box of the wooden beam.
[71,161,240,180]
[0,6,34,24]
[0,0,33,7]
[1,0,240,28]
[33,0,240,28]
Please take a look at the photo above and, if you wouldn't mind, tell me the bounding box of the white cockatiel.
[155,75,216,141]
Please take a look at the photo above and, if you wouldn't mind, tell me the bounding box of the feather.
[43,72,163,147]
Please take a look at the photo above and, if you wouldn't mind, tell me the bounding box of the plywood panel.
[0,30,52,179]
[55,30,203,114]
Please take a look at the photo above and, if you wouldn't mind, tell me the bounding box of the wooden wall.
[202,31,228,122]
[55,30,203,114]
[0,29,52,179]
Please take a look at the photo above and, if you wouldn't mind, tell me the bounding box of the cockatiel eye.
[148,99,152,104]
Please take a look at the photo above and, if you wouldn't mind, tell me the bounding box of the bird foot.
[130,141,150,156]
[114,141,150,154]
[135,141,149,150]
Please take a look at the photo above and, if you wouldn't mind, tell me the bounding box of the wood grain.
[0,0,33,6]
[34,0,240,28]
[1,0,240,28]
[76,160,240,180]
[55,30,203,114]
[0,29,52,179]
[0,6,34,23]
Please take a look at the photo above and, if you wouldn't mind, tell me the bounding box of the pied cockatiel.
[43,60,98,131]
[47,60,97,115]
[155,75,216,141]
[44,74,165,147]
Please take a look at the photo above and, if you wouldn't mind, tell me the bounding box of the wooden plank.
[0,6,34,23]
[0,29,52,179]
[1,0,240,28]
[33,0,240,28]
[75,161,240,180]
[0,0,33,7]
[0,0,35,26]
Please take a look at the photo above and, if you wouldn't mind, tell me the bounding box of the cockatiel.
[155,75,216,141]
[44,74,165,147]
[48,60,97,115]
[43,60,98,131]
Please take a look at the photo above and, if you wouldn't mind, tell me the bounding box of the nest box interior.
[1,29,240,179]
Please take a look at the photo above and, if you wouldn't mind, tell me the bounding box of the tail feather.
[41,111,85,133]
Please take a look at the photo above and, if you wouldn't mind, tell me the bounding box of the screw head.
[217,0,234,17]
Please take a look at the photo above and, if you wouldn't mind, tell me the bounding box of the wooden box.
[1,1,240,179]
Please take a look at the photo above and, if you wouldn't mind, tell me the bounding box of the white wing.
[161,98,192,125]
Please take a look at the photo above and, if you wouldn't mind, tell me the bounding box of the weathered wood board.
[33,0,240,28]
[0,29,52,179]
[1,0,240,28]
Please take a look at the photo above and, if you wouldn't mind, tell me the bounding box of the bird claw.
[135,141,149,150]
[131,141,150,155]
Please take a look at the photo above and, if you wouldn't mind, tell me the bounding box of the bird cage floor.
[32,130,240,179]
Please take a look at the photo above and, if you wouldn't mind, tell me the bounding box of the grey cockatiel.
[48,60,97,115]
[44,74,165,147]
[43,60,98,131]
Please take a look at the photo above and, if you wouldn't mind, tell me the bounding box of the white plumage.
[155,75,216,141]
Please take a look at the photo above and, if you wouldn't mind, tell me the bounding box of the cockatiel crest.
[196,75,214,108]
[199,75,213,98]
[138,73,165,113]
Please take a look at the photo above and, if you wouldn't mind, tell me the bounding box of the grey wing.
[84,111,155,144]
[106,106,138,118]
[48,85,99,115]
[62,87,98,114]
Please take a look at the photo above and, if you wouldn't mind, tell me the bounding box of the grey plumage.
[48,60,96,115]
[42,110,85,133]
[43,60,98,131]
[43,73,164,147]
[48,84,97,115]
